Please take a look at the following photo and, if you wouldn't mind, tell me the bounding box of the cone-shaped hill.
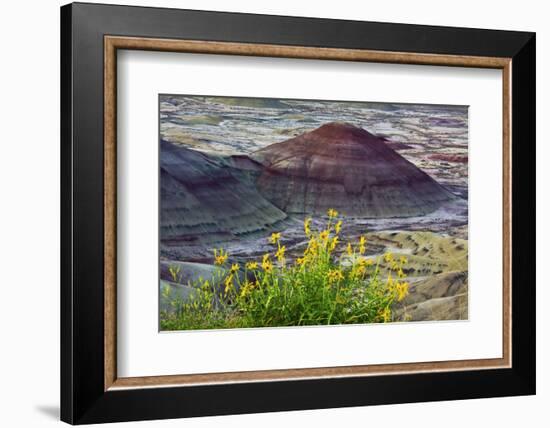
[250,122,456,217]
[160,140,286,245]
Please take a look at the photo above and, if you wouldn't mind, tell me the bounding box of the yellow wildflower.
[327,269,344,284]
[230,263,240,273]
[262,254,273,272]
[327,208,338,218]
[275,245,286,262]
[358,236,367,255]
[355,265,366,277]
[296,257,305,266]
[319,230,330,241]
[384,252,394,263]
[224,274,233,294]
[396,282,409,302]
[304,217,312,236]
[400,255,408,264]
[240,281,254,298]
[213,248,228,265]
[305,237,319,256]
[245,261,258,270]
[329,236,339,251]
[358,257,373,267]
[335,220,342,234]
[346,242,353,256]
[381,307,391,323]
[269,232,281,244]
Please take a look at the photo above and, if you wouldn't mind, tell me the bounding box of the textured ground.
[160,96,468,191]
[159,95,469,322]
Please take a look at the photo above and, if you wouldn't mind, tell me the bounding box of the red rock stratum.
[251,122,456,217]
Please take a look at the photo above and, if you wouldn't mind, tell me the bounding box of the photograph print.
[159,95,469,331]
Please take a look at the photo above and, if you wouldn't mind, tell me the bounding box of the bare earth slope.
[251,122,456,218]
[160,140,287,245]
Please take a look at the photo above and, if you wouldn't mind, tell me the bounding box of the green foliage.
[160,210,409,331]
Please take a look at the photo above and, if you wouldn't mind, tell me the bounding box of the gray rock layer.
[161,140,287,245]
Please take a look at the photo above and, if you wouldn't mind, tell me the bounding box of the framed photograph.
[60,2,535,424]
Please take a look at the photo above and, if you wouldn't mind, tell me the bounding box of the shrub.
[160,209,409,330]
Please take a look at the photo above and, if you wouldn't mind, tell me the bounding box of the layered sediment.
[160,140,286,245]
[251,122,456,217]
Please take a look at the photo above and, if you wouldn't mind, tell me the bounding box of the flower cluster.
[213,248,228,266]
[162,209,411,330]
